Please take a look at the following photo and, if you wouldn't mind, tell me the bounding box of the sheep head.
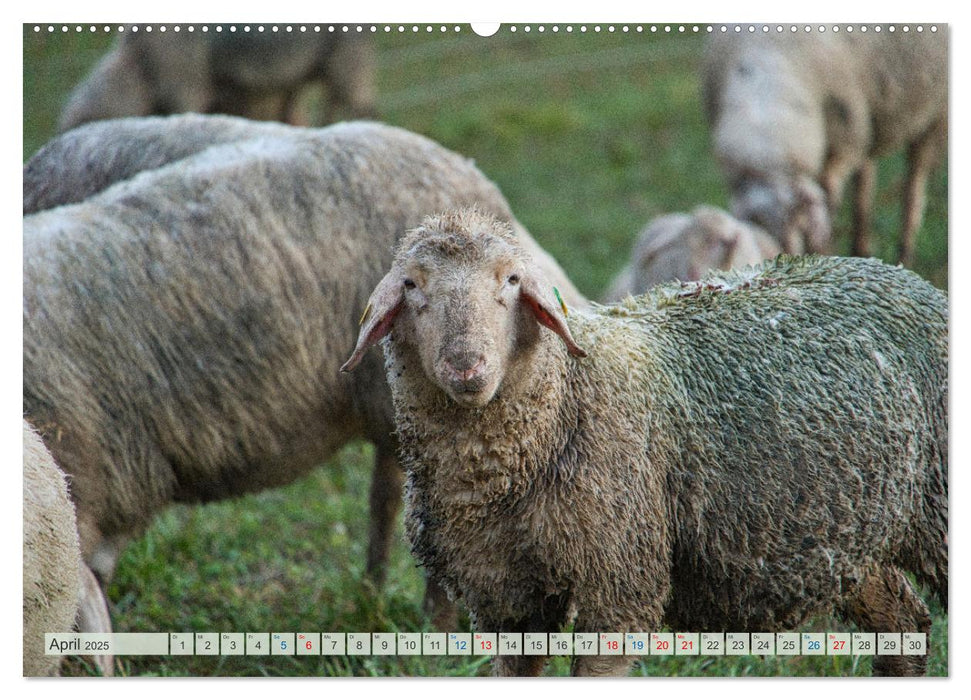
[341,209,586,408]
[730,172,830,255]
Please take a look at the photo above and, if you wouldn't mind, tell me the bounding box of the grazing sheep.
[342,208,947,677]
[58,29,376,133]
[703,27,947,265]
[23,420,82,676]
[23,121,585,649]
[602,205,781,300]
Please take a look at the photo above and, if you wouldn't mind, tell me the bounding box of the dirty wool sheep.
[343,208,947,677]
[23,420,83,676]
[23,122,585,661]
[58,29,376,133]
[703,27,947,265]
[602,205,781,300]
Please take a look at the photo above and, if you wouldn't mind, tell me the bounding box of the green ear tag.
[553,287,568,316]
[359,302,372,327]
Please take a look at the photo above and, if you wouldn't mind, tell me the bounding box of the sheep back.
[24,114,293,214]
[628,257,948,629]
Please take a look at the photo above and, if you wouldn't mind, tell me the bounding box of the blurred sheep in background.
[602,205,781,300]
[703,27,947,265]
[58,29,376,132]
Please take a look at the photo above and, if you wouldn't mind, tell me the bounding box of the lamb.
[342,208,947,677]
[23,419,83,676]
[23,120,586,662]
[58,29,376,133]
[703,27,947,266]
[602,205,781,300]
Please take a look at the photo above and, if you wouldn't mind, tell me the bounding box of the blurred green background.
[23,23,948,677]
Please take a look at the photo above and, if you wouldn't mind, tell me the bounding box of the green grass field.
[23,24,948,677]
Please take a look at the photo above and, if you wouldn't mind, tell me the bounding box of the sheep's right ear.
[340,271,405,373]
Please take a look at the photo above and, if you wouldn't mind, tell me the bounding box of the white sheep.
[58,30,376,133]
[25,114,292,214]
[23,420,83,676]
[703,27,947,265]
[602,205,781,300]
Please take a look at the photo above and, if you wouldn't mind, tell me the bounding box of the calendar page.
[22,18,949,679]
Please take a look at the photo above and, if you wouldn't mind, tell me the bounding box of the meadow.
[23,23,948,677]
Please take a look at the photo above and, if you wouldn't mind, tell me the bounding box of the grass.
[23,24,948,677]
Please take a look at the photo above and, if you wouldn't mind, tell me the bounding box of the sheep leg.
[74,520,123,676]
[77,564,114,677]
[481,597,572,675]
[423,577,458,632]
[900,116,946,267]
[851,160,877,257]
[492,655,548,677]
[814,154,863,254]
[87,532,127,586]
[280,89,313,127]
[841,566,931,676]
[363,442,458,628]
[820,158,855,219]
[234,93,291,123]
[364,445,404,587]
[323,39,377,120]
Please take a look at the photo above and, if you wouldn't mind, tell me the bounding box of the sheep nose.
[444,355,486,383]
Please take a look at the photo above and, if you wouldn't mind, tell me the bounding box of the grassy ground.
[23,24,948,677]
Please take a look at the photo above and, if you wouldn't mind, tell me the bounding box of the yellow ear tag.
[359,302,372,327]
[553,286,568,316]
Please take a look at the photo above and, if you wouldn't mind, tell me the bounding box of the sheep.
[23,116,582,321]
[703,27,947,266]
[23,419,83,676]
[602,205,781,301]
[25,114,293,214]
[342,208,947,677]
[23,120,586,657]
[58,29,376,133]
[24,419,113,676]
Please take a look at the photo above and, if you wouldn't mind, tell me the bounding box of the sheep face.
[635,208,765,284]
[341,210,586,407]
[730,172,830,255]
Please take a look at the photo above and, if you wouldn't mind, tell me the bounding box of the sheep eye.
[403,279,416,289]
[507,274,520,285]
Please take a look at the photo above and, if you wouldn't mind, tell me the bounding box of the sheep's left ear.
[340,270,406,373]
[520,273,588,358]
